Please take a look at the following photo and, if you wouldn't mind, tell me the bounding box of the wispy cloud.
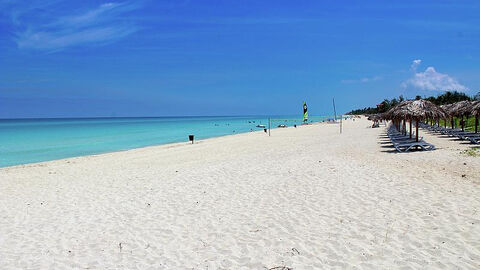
[402,59,468,92]
[410,59,421,71]
[341,76,382,84]
[17,26,137,51]
[7,1,141,51]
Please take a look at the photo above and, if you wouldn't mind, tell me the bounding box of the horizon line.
[0,114,337,121]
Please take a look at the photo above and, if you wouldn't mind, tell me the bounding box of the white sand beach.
[0,117,479,269]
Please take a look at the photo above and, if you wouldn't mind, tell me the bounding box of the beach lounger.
[387,129,422,141]
[393,140,436,152]
[386,124,434,152]
[424,125,444,133]
[455,132,478,140]
[420,123,461,136]
[466,135,480,144]
[418,123,479,145]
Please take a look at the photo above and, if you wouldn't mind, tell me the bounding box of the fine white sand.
[0,117,479,269]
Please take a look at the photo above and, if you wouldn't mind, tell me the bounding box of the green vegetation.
[347,91,477,115]
[437,117,478,131]
[461,148,480,157]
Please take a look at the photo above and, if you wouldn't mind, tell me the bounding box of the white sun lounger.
[466,135,480,144]
[393,141,436,152]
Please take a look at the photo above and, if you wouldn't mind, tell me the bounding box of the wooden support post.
[409,120,412,139]
[476,116,478,133]
[416,120,419,142]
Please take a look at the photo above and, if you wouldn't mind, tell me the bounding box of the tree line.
[346,91,480,115]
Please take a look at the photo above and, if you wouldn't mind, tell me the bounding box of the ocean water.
[0,116,329,167]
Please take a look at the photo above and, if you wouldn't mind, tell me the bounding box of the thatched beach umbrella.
[440,104,453,128]
[440,104,450,128]
[472,101,480,115]
[450,100,473,116]
[471,101,480,133]
[391,100,445,141]
[379,112,389,121]
[387,100,414,137]
[367,114,382,127]
[384,107,400,131]
[449,100,474,131]
[382,109,393,121]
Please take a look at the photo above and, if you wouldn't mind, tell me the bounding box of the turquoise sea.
[0,116,329,167]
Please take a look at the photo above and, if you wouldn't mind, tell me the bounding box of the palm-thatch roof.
[368,113,389,121]
[381,100,411,120]
[440,104,454,117]
[471,101,480,116]
[386,99,445,120]
[378,112,389,120]
[386,100,413,119]
[448,100,474,116]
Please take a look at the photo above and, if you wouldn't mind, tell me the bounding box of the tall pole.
[268,118,271,136]
[340,116,343,134]
[332,98,337,122]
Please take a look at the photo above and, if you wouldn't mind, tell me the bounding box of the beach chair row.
[387,125,435,152]
[421,123,480,144]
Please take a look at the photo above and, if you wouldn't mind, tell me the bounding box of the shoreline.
[0,121,329,170]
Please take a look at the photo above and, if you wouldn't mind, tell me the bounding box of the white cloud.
[403,61,468,92]
[341,76,382,84]
[17,26,137,50]
[11,2,141,50]
[410,59,421,71]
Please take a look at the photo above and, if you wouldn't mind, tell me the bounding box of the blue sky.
[0,0,479,118]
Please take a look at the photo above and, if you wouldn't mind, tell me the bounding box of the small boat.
[277,124,287,128]
[303,101,308,123]
[256,124,266,128]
